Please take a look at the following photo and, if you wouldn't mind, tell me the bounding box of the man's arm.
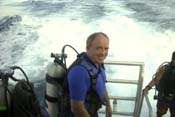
[143,66,166,95]
[104,88,112,117]
[71,99,90,117]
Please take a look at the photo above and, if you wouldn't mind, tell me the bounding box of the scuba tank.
[0,68,14,116]
[0,80,8,115]
[45,53,67,117]
[45,45,79,117]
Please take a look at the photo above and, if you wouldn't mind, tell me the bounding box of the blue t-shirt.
[67,54,106,101]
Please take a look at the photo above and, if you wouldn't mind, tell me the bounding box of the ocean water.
[1,0,175,116]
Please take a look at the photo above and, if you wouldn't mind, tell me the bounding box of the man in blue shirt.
[68,32,112,117]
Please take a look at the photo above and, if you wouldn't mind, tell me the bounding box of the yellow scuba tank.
[45,53,67,117]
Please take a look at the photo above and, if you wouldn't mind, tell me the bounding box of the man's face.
[87,35,109,65]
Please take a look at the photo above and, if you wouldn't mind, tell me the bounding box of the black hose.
[61,44,79,67]
[10,66,34,94]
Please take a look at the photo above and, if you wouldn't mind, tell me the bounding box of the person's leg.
[156,99,169,117]
[169,98,175,117]
[96,113,98,117]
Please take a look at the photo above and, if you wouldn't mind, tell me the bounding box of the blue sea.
[1,0,175,116]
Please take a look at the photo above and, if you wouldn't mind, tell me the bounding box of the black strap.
[46,73,64,85]
[81,61,100,90]
[45,94,58,103]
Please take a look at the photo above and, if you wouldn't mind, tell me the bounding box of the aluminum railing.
[98,60,145,117]
[144,94,153,117]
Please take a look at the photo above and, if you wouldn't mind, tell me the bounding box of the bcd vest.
[69,53,105,116]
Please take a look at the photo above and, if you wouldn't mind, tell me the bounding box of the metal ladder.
[98,60,145,117]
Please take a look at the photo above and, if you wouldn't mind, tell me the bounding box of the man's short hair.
[86,32,109,49]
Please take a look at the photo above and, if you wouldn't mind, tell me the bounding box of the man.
[143,51,175,117]
[68,32,112,117]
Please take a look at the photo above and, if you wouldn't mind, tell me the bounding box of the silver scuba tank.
[0,81,14,117]
[0,80,7,112]
[45,53,67,117]
[0,80,14,116]
[0,68,14,116]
